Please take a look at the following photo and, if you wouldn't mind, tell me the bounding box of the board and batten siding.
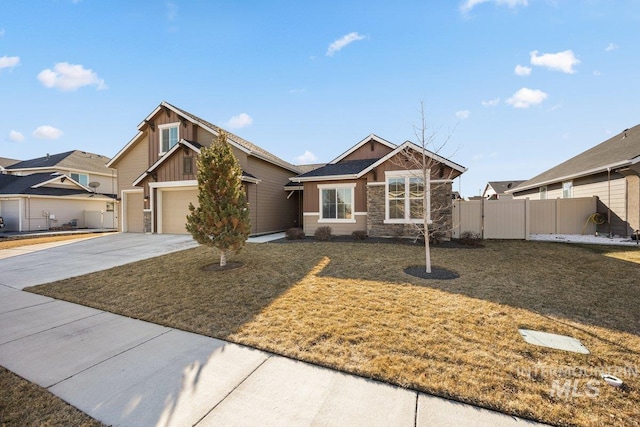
[340,141,394,162]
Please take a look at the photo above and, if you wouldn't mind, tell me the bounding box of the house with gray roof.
[107,101,302,234]
[482,180,525,199]
[506,125,640,236]
[289,134,466,238]
[0,157,20,173]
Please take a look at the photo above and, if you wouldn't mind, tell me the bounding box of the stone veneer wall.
[367,182,453,239]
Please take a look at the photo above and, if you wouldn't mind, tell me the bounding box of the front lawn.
[28,240,640,427]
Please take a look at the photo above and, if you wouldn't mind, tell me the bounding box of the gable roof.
[0,172,108,198]
[509,125,640,194]
[132,139,261,186]
[108,101,301,174]
[330,134,396,164]
[291,139,467,183]
[7,150,112,175]
[484,180,525,195]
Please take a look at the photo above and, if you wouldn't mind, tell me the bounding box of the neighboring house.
[507,125,640,236]
[0,157,20,173]
[482,180,525,199]
[0,173,116,232]
[6,150,116,195]
[289,134,466,238]
[107,101,302,235]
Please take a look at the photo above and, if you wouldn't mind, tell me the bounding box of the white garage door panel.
[1,200,20,232]
[125,192,144,233]
[161,189,198,234]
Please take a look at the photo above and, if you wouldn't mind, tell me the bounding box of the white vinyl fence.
[452,196,598,239]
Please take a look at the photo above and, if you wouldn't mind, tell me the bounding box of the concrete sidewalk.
[0,234,548,426]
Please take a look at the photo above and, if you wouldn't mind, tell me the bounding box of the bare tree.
[392,102,460,273]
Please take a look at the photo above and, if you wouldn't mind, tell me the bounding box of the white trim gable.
[330,134,396,164]
[31,173,92,192]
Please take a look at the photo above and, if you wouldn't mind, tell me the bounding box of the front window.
[159,124,179,154]
[562,181,573,199]
[318,184,355,221]
[71,173,88,186]
[385,171,429,223]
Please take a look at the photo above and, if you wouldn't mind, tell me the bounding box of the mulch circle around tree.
[202,262,244,272]
[404,266,459,280]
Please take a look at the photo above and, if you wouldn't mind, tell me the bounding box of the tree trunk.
[424,217,431,273]
[219,250,227,267]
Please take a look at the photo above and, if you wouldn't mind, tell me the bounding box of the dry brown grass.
[0,366,104,427]
[0,234,100,250]
[28,240,640,427]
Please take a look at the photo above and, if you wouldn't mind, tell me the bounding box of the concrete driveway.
[0,233,198,290]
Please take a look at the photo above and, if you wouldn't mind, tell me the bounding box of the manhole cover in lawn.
[519,329,590,354]
[404,266,459,280]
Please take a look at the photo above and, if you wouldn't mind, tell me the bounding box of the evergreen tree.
[186,132,251,266]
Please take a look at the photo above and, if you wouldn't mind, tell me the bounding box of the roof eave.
[290,174,359,183]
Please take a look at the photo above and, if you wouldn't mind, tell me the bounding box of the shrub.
[352,230,368,241]
[285,227,306,240]
[314,226,332,241]
[458,231,483,246]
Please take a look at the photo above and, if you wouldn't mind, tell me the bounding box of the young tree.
[186,132,251,267]
[395,102,459,273]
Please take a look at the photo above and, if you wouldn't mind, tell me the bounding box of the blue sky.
[1,0,639,196]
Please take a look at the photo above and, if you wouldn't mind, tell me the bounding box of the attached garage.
[158,187,198,234]
[0,199,20,232]
[123,190,144,233]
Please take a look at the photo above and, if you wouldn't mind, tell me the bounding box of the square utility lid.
[519,329,590,354]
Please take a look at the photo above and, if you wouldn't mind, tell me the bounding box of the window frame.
[562,181,573,199]
[70,173,89,186]
[384,170,431,224]
[317,183,356,223]
[158,122,180,155]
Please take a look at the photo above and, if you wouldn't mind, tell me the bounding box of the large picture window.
[385,171,430,223]
[159,123,179,154]
[318,184,355,221]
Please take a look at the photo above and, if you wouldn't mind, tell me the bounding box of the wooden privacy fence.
[452,196,598,239]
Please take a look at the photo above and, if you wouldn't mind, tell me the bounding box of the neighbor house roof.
[0,157,20,169]
[0,173,111,198]
[508,125,640,194]
[7,150,112,175]
[484,180,525,196]
[293,159,380,181]
[108,101,301,174]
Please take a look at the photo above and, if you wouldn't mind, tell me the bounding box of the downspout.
[607,167,612,237]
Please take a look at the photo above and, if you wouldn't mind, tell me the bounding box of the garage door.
[160,188,198,234]
[0,200,20,232]
[124,191,144,233]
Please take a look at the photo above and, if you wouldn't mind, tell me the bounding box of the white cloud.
[514,64,531,76]
[37,62,107,91]
[295,150,318,164]
[506,87,548,108]
[9,130,24,142]
[0,55,20,69]
[33,125,63,140]
[530,50,580,74]
[605,43,619,52]
[326,32,366,57]
[460,0,527,13]
[482,98,500,107]
[456,110,470,119]
[226,113,253,129]
[0,28,5,37]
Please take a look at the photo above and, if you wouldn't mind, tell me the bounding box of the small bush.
[314,226,332,241]
[352,230,368,241]
[285,227,306,240]
[458,231,483,246]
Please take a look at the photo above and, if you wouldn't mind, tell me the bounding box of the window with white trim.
[318,184,355,222]
[159,123,179,154]
[385,170,430,223]
[562,181,573,199]
[71,173,89,186]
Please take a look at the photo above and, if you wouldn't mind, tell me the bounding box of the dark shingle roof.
[295,158,380,179]
[512,124,640,193]
[0,173,93,197]
[7,150,111,174]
